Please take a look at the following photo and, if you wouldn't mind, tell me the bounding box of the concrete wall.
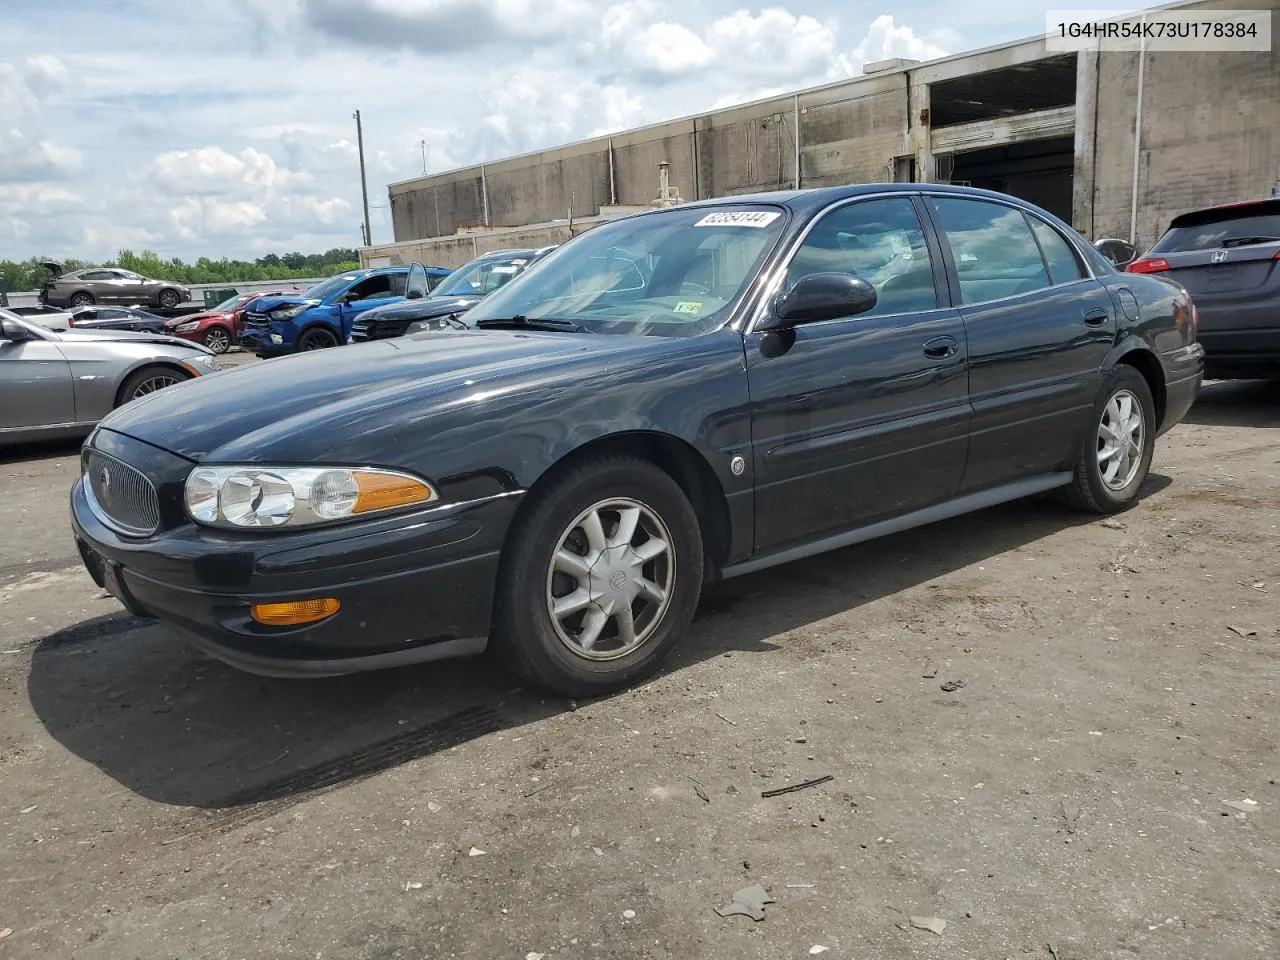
[1081,0,1280,250]
[361,219,613,270]
[387,0,1280,254]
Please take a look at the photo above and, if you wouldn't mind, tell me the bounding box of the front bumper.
[70,460,521,678]
[239,321,289,356]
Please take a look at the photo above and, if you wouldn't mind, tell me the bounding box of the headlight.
[181,355,221,376]
[184,466,437,529]
[174,321,200,332]
[269,304,307,321]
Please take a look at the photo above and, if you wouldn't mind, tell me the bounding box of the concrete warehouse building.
[364,0,1279,268]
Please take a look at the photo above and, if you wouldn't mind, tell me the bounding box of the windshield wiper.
[1220,236,1280,248]
[473,315,588,333]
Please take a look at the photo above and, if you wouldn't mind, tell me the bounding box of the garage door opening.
[937,136,1075,224]
[930,55,1077,127]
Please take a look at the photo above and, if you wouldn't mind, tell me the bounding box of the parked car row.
[66,183,1205,700]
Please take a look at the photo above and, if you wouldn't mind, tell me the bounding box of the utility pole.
[420,139,427,176]
[353,109,371,247]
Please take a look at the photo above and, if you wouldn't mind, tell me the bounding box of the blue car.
[240,263,449,356]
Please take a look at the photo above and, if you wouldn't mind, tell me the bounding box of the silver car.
[0,310,221,445]
[39,262,192,310]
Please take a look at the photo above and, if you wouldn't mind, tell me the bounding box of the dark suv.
[1127,198,1280,379]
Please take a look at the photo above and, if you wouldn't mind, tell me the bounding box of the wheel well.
[518,431,733,579]
[297,322,339,344]
[1116,349,1165,427]
[114,362,191,407]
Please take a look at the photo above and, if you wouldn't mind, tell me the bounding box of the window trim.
[742,191,951,335]
[919,193,1098,309]
[1023,210,1087,286]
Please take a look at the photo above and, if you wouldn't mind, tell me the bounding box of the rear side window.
[1027,216,1085,284]
[1150,210,1280,252]
[930,198,1051,303]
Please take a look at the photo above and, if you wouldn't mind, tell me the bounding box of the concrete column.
[1072,48,1099,237]
[908,77,933,182]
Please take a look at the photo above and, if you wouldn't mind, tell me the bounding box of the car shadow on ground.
[1185,379,1280,428]
[27,475,1171,814]
[0,437,84,467]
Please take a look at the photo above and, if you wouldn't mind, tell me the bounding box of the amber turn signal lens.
[352,472,436,513]
[251,598,341,626]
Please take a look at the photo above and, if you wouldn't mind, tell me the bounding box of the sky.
[0,0,1170,263]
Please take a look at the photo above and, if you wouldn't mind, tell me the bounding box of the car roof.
[469,248,543,261]
[1168,197,1280,228]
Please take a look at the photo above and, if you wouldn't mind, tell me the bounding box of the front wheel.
[202,326,232,353]
[492,456,704,697]
[1059,365,1156,513]
[297,328,339,351]
[157,289,181,309]
[117,366,191,406]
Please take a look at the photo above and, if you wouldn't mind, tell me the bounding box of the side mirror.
[1094,238,1137,268]
[1,319,30,343]
[763,273,878,329]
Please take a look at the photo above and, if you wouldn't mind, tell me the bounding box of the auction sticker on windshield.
[694,211,781,228]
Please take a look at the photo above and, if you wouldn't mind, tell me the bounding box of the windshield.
[463,206,788,336]
[433,256,534,298]
[211,294,250,312]
[1151,211,1280,253]
[302,274,359,301]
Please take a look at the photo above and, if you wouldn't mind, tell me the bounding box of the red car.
[162,289,300,353]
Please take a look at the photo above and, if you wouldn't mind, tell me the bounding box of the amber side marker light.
[352,472,437,513]
[251,598,341,626]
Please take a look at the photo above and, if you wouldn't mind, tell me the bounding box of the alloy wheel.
[130,373,183,400]
[204,328,231,353]
[1097,389,1145,490]
[544,497,675,661]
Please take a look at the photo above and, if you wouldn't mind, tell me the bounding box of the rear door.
[745,194,970,552]
[0,321,75,429]
[922,194,1117,493]
[1137,202,1280,362]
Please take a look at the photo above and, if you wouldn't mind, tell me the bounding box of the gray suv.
[40,262,191,310]
[1126,198,1280,379]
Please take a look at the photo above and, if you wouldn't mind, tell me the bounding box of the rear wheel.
[157,288,181,309]
[298,328,339,351]
[117,367,191,406]
[202,326,232,353]
[70,292,94,307]
[1059,365,1156,513]
[492,456,704,697]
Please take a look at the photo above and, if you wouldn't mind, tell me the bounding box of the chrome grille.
[85,450,161,536]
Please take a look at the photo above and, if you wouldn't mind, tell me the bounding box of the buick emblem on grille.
[99,466,112,496]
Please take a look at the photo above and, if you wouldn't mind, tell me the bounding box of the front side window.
[463,205,787,337]
[305,274,361,302]
[930,198,1051,304]
[348,274,393,301]
[785,198,939,317]
[433,256,533,298]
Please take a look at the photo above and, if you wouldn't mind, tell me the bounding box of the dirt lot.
[1,378,1276,960]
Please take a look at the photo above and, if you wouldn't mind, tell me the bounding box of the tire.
[202,326,232,354]
[116,366,191,406]
[157,289,181,309]
[70,292,94,307]
[491,455,704,697]
[1058,365,1156,514]
[297,328,339,351]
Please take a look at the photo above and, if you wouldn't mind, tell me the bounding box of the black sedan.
[70,184,1204,697]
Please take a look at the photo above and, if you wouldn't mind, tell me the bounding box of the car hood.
[55,328,207,350]
[99,330,652,462]
[247,296,320,314]
[361,294,483,322]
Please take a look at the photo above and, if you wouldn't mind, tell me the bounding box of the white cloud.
[848,15,954,73]
[707,9,838,80]
[630,22,714,75]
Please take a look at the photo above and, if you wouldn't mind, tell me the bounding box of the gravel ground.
[0,378,1276,960]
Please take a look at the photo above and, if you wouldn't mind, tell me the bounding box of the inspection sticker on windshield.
[673,301,703,314]
[694,211,780,228]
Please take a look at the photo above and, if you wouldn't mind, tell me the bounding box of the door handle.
[922,336,958,360]
[1083,309,1109,326]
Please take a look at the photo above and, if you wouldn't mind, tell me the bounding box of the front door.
[745,195,971,553]
[0,323,75,429]
[920,195,1117,492]
[405,262,430,301]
